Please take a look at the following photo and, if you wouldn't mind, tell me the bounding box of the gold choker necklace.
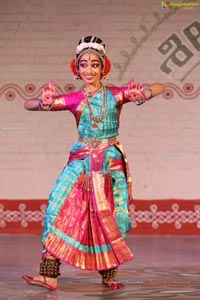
[84,86,106,129]
[83,84,103,98]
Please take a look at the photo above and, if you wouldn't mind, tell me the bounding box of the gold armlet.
[142,87,153,100]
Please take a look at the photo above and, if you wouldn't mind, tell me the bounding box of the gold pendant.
[91,122,99,129]
[91,139,101,148]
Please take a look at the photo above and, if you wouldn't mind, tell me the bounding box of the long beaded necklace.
[83,85,106,129]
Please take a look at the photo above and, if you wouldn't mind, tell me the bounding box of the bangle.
[142,88,153,100]
[38,100,52,111]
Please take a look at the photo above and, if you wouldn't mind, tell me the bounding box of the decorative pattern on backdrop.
[1,199,200,235]
[0,83,76,101]
[113,7,179,80]
[0,83,200,101]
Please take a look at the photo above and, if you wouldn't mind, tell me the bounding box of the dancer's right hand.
[42,80,56,106]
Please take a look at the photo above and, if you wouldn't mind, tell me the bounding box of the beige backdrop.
[0,0,200,201]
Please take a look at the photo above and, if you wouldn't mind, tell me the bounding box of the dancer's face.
[78,53,103,85]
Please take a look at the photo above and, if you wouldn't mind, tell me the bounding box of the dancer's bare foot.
[23,275,57,290]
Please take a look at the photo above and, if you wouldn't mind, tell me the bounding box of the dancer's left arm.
[125,78,165,104]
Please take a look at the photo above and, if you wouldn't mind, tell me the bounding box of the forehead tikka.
[76,49,105,69]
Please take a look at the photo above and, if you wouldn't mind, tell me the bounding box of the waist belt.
[78,136,117,149]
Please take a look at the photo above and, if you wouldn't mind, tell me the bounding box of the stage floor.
[1,235,200,300]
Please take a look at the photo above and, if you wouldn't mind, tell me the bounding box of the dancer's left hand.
[126,78,144,102]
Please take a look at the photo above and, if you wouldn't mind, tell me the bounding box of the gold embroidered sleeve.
[50,96,68,111]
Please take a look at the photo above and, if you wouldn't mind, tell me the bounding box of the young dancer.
[23,35,165,290]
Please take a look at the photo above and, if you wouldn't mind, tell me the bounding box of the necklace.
[84,86,106,129]
[83,83,103,98]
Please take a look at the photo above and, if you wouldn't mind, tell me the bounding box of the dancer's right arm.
[24,99,42,111]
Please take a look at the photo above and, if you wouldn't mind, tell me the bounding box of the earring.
[74,72,80,80]
[102,75,108,81]
[101,72,108,80]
